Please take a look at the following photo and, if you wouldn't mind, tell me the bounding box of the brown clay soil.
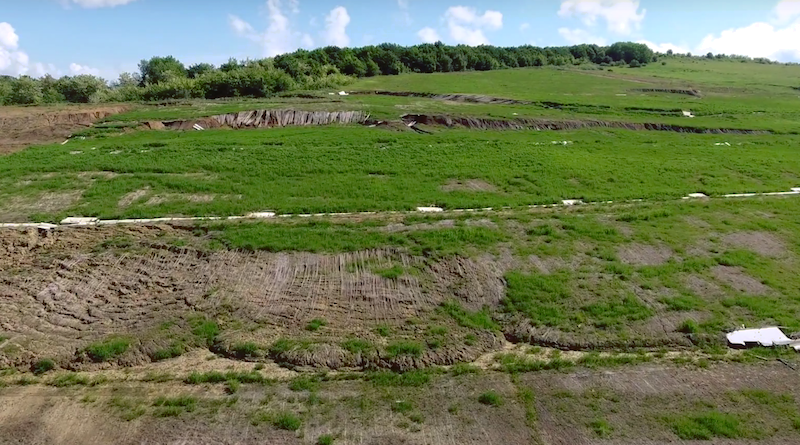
[0,105,126,154]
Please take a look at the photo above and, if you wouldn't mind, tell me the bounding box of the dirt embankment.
[633,87,702,97]
[162,109,369,130]
[0,106,127,154]
[0,226,508,372]
[401,113,768,134]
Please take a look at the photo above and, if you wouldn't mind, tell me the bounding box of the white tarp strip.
[727,327,792,347]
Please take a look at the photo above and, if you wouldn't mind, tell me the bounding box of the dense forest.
[0,41,776,105]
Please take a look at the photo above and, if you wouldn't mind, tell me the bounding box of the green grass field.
[1,126,799,220]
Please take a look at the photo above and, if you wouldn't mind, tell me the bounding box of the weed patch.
[85,336,131,362]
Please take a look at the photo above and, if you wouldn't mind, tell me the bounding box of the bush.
[478,391,503,406]
[9,76,43,105]
[32,358,56,375]
[56,75,107,103]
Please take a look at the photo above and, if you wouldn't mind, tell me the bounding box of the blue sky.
[1,0,800,80]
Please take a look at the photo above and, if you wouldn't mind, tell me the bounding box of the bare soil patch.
[683,274,725,298]
[0,105,127,154]
[117,188,150,207]
[0,191,82,222]
[441,179,498,193]
[711,265,771,295]
[617,243,674,266]
[723,231,787,257]
[528,254,567,274]
[143,193,217,206]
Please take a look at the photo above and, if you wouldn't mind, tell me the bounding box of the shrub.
[478,391,504,407]
[32,358,56,375]
[9,76,43,105]
[56,75,107,103]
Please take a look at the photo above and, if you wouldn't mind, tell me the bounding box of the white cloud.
[442,6,503,45]
[638,40,689,54]
[322,6,351,47]
[774,0,800,24]
[229,0,315,57]
[695,20,800,62]
[398,0,408,8]
[520,23,530,32]
[558,27,607,45]
[60,0,138,8]
[0,22,29,76]
[69,62,101,76]
[558,0,645,35]
[0,22,19,49]
[229,15,256,36]
[417,27,441,43]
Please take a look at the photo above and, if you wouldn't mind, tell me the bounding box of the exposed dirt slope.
[0,226,506,371]
[401,113,767,134]
[0,106,127,154]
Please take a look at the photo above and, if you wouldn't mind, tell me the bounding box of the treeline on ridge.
[0,41,751,105]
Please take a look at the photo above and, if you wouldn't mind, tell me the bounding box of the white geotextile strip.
[1,188,798,230]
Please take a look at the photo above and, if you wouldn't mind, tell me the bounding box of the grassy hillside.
[4,57,800,445]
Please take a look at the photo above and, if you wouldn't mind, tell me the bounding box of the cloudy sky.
[1,0,800,80]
